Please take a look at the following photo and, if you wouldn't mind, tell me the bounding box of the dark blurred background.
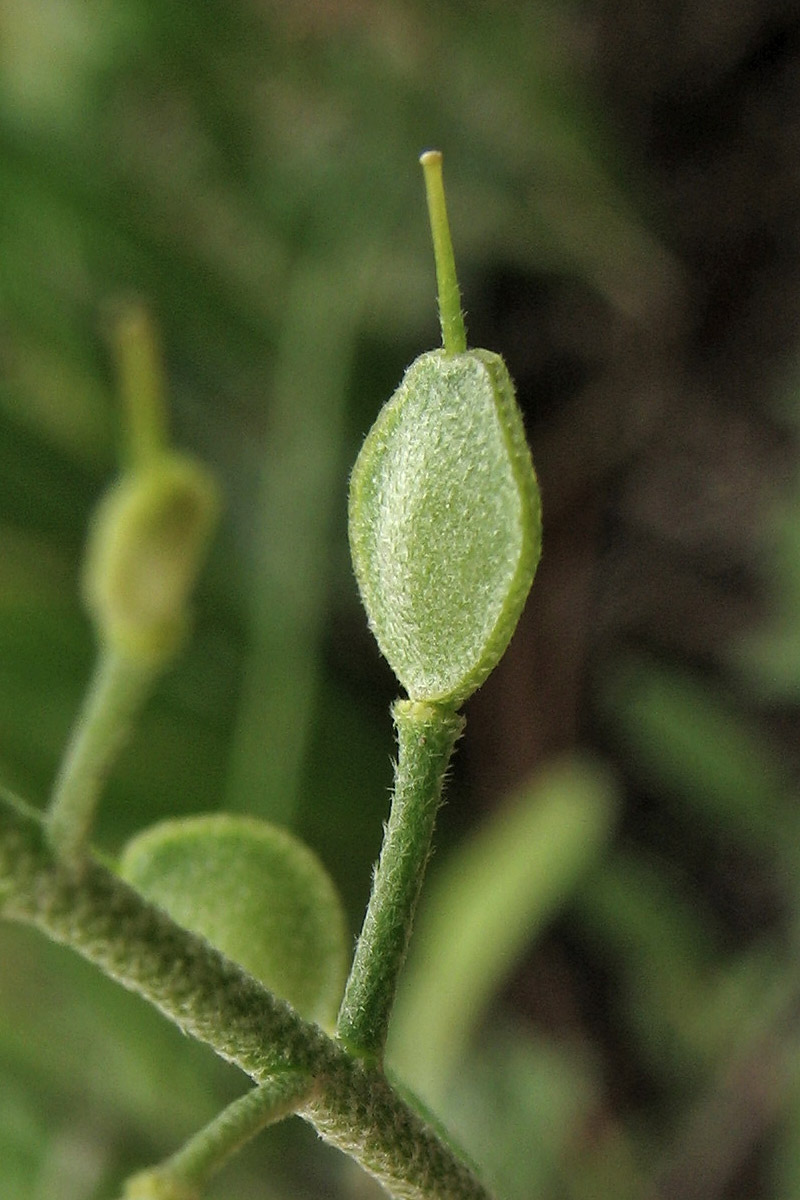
[3,2,800,1197]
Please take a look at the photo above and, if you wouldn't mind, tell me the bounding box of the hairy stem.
[337,700,464,1062]
[0,788,493,1200]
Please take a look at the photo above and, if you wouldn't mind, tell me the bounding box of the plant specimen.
[0,152,541,1200]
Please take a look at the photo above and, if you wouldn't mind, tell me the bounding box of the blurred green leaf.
[575,852,792,1089]
[224,248,373,826]
[448,1031,597,1200]
[599,655,800,866]
[389,755,617,1101]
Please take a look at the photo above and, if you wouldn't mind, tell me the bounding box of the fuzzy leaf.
[119,815,349,1029]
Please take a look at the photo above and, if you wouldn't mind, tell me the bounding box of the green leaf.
[348,347,541,707]
[388,756,616,1099]
[599,655,800,862]
[118,815,349,1029]
[435,1030,601,1200]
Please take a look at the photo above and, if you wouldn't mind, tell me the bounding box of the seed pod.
[83,455,219,666]
[348,152,541,708]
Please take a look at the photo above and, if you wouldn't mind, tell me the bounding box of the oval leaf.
[119,814,349,1029]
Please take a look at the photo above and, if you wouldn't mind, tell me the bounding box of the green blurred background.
[3,1,800,1197]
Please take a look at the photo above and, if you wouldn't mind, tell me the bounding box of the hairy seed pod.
[349,347,541,707]
[349,151,541,709]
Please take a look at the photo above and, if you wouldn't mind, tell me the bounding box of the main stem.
[337,700,464,1063]
[420,151,467,356]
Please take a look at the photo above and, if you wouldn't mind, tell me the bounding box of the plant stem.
[124,1074,313,1199]
[0,789,494,1200]
[420,151,467,356]
[337,700,464,1063]
[46,647,154,865]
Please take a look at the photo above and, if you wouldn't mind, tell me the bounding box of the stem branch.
[124,1074,313,1199]
[337,700,464,1062]
[46,648,154,865]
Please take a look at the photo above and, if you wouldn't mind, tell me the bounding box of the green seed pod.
[119,815,349,1029]
[83,455,220,666]
[348,153,541,708]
